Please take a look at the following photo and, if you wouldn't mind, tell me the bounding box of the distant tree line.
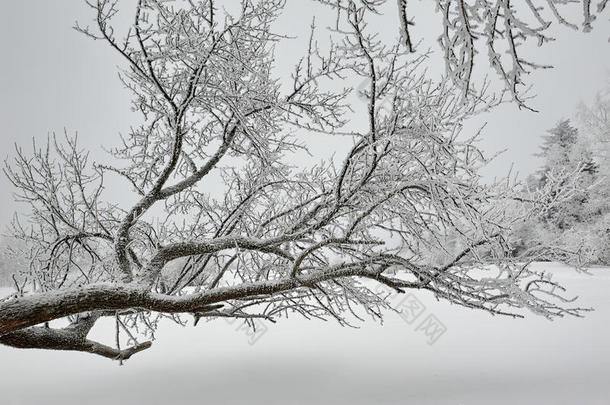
[512,85,610,265]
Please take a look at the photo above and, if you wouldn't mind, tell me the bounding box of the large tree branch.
[0,262,384,336]
[0,325,152,361]
[157,125,239,199]
[0,311,152,361]
[141,235,295,284]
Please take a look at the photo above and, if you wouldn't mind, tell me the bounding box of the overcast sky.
[1,2,609,404]
[0,1,609,230]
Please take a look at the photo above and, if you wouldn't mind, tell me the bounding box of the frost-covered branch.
[0,0,603,362]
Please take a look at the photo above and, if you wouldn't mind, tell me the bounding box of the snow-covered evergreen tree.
[532,120,597,230]
[516,119,609,264]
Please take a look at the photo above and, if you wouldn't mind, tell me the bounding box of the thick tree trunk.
[0,265,381,336]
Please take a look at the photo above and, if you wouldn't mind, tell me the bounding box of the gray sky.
[0,1,608,230]
[1,2,609,404]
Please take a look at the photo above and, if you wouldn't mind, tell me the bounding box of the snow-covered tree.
[514,115,610,265]
[531,120,597,230]
[0,0,605,361]
[573,83,610,263]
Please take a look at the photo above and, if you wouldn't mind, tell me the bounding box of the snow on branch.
[0,0,602,361]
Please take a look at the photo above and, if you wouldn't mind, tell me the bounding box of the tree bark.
[0,265,382,336]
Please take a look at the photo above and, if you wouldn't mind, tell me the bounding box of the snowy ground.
[1,263,609,405]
